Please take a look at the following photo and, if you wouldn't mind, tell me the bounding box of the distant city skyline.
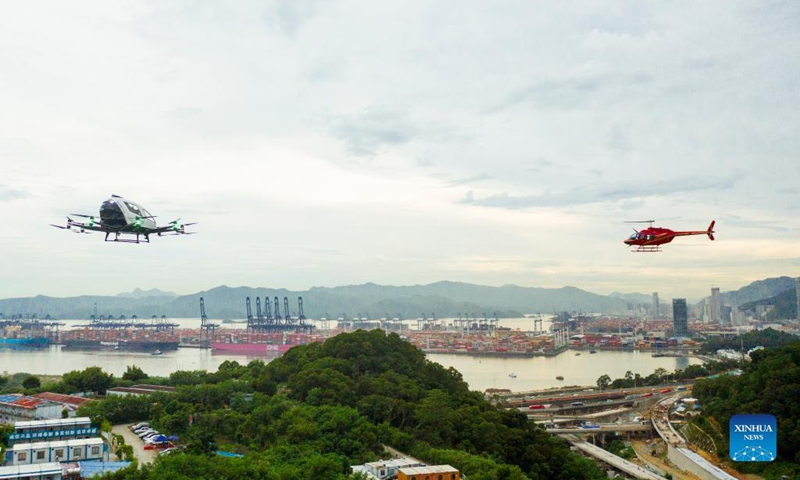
[2,1,799,300]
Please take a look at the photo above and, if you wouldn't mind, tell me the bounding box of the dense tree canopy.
[87,330,604,480]
[698,328,798,354]
[693,339,800,479]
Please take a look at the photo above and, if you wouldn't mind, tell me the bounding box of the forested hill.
[84,330,605,480]
[692,339,800,478]
[0,281,627,319]
[738,287,797,321]
[719,276,796,307]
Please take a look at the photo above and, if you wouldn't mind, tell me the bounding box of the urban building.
[711,287,721,323]
[673,299,688,335]
[397,465,459,480]
[351,458,425,479]
[0,463,62,480]
[7,438,105,465]
[720,306,732,326]
[31,393,92,418]
[0,395,62,424]
[652,292,659,317]
[796,277,800,322]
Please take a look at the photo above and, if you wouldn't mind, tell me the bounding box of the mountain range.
[0,277,793,320]
[0,281,628,320]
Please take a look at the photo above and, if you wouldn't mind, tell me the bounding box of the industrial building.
[105,384,175,397]
[397,465,459,480]
[672,299,688,335]
[0,463,62,480]
[0,395,62,424]
[7,438,105,465]
[31,393,92,418]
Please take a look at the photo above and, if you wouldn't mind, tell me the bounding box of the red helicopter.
[624,220,715,252]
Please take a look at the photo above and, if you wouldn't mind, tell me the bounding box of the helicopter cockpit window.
[629,233,638,240]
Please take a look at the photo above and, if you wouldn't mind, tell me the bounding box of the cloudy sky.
[2,0,799,301]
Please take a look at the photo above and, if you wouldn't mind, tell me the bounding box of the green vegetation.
[21,375,41,390]
[604,439,635,460]
[83,330,603,479]
[738,287,796,321]
[698,327,798,354]
[692,339,800,479]
[122,365,149,382]
[598,359,741,390]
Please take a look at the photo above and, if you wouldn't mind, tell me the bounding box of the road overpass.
[561,434,668,480]
[546,423,652,434]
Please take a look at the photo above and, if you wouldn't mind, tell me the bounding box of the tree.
[61,367,114,395]
[22,375,41,390]
[122,365,148,382]
[596,374,611,391]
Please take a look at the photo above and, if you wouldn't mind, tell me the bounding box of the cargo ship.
[211,331,325,356]
[60,327,180,352]
[0,337,50,349]
[62,339,179,351]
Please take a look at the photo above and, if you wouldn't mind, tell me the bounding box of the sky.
[2,0,799,301]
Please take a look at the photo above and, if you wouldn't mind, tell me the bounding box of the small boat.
[556,376,564,381]
[151,350,162,355]
[575,352,581,356]
[508,373,517,378]
[589,350,597,354]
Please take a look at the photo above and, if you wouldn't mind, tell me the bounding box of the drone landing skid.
[103,232,151,244]
[633,245,662,253]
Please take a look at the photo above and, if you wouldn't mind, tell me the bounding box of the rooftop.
[33,392,93,407]
[0,394,53,410]
[399,465,459,474]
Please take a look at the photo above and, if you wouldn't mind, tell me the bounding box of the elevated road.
[561,434,667,480]
[651,394,740,480]
[546,423,652,434]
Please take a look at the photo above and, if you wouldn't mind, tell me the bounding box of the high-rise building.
[711,287,721,323]
[720,305,732,326]
[652,292,660,317]
[673,298,688,335]
[796,278,800,322]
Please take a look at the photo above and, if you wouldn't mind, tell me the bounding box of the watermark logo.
[730,414,776,462]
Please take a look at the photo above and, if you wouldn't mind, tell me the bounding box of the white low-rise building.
[8,438,105,465]
[351,458,425,479]
[0,463,62,480]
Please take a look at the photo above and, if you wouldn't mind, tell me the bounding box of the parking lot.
[112,424,158,464]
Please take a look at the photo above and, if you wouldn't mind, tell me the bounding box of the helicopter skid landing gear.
[634,245,662,253]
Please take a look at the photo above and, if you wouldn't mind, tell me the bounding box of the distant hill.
[0,281,624,320]
[116,288,178,299]
[719,276,796,306]
[608,291,653,304]
[739,287,797,321]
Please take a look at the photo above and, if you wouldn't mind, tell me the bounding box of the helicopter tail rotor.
[707,220,716,241]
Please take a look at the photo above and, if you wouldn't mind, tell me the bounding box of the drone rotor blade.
[69,213,96,219]
[50,224,68,230]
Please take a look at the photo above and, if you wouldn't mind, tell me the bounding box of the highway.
[561,434,668,480]
[546,423,652,434]
[651,394,740,480]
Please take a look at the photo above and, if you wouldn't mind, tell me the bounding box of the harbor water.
[1,317,704,391]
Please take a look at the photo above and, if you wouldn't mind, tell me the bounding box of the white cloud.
[1,0,799,300]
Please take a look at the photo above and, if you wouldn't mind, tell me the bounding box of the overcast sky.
[2,1,799,302]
